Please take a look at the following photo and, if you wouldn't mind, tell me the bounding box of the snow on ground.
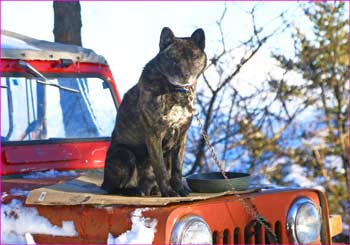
[325,155,345,174]
[343,223,350,236]
[250,174,273,186]
[1,199,78,244]
[283,164,325,191]
[22,169,77,179]
[108,208,158,244]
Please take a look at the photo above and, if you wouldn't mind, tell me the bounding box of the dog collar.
[173,87,191,93]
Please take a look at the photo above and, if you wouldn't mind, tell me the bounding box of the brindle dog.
[102,27,207,197]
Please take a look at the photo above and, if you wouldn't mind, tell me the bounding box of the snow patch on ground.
[343,222,350,235]
[1,199,78,244]
[22,169,77,179]
[107,208,157,244]
[251,174,272,186]
[325,155,345,174]
[283,164,325,191]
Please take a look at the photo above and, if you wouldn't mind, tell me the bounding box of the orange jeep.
[1,30,342,244]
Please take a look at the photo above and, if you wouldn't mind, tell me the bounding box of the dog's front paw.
[139,184,160,196]
[176,188,190,197]
[160,187,179,197]
[147,186,162,197]
[170,178,190,197]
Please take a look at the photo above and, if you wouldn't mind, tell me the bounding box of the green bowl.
[186,172,251,193]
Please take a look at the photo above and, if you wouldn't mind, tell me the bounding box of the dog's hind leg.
[101,146,140,195]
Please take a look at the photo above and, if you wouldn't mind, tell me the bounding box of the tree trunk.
[53,1,82,46]
[52,1,99,138]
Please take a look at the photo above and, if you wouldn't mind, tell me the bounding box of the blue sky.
[2,1,306,95]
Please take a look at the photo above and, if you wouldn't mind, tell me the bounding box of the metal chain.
[187,89,278,243]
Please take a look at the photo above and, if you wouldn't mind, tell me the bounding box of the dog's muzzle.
[168,76,196,88]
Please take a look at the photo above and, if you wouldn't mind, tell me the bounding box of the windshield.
[1,76,117,143]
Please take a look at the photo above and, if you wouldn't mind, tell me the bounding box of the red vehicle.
[1,30,342,244]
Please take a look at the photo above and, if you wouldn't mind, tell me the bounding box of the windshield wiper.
[17,60,80,93]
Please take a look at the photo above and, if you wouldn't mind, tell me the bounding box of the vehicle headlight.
[171,215,212,244]
[287,197,321,244]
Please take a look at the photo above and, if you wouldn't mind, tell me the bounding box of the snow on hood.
[1,199,78,244]
[108,208,158,244]
[2,192,8,201]
[24,233,36,245]
[9,188,30,197]
[22,169,77,179]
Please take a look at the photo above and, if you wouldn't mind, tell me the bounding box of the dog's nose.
[183,72,191,79]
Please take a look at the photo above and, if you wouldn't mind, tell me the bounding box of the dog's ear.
[191,28,205,51]
[159,27,175,51]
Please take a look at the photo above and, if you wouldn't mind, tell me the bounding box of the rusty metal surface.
[2,175,325,244]
[25,170,260,206]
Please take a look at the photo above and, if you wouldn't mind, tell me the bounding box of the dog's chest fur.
[140,88,194,150]
[160,92,194,127]
[160,92,194,149]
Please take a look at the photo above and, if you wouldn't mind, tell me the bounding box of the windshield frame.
[1,71,119,146]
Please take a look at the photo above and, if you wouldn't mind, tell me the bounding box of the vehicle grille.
[212,220,283,244]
